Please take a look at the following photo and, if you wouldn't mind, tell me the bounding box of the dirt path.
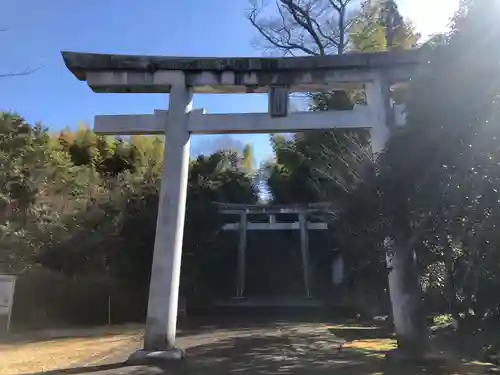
[0,321,497,375]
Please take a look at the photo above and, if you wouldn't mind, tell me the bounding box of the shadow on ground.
[17,321,499,375]
[176,315,355,336]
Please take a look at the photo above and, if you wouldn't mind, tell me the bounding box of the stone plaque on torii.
[61,49,422,363]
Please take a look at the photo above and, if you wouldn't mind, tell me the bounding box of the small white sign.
[0,275,16,332]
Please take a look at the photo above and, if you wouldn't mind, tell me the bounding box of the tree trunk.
[386,236,428,358]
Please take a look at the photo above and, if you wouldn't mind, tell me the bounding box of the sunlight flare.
[400,0,459,37]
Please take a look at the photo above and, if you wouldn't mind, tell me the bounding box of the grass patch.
[346,338,397,352]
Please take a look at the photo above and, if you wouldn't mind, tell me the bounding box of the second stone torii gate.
[217,202,332,299]
[62,49,421,362]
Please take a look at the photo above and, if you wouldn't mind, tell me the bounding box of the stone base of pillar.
[127,348,186,365]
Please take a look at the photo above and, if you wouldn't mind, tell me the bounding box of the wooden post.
[332,255,344,285]
[108,296,111,326]
[6,277,15,333]
[299,213,312,298]
[236,212,247,298]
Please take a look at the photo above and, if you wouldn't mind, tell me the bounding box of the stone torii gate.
[61,49,421,362]
[217,202,332,299]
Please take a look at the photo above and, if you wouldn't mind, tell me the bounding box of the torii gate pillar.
[143,77,192,355]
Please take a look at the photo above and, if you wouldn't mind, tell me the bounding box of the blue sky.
[0,0,457,165]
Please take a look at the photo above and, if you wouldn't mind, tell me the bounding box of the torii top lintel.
[61,49,423,94]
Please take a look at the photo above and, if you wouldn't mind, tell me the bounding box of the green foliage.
[384,0,500,318]
[0,113,86,272]
[0,113,258,311]
[337,0,500,320]
[349,0,420,52]
[260,0,500,326]
[58,126,142,176]
[241,144,254,172]
[432,314,454,329]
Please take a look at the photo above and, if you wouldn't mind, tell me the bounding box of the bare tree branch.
[280,0,325,55]
[249,2,319,55]
[247,0,355,56]
[0,66,42,79]
[0,27,42,79]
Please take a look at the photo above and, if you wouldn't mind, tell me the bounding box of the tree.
[36,146,258,300]
[0,111,259,324]
[248,0,354,56]
[261,135,318,203]
[58,126,139,177]
[247,0,427,359]
[330,0,500,358]
[249,0,418,206]
[241,144,255,172]
[247,0,358,123]
[349,0,420,52]
[392,0,500,322]
[0,113,87,273]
